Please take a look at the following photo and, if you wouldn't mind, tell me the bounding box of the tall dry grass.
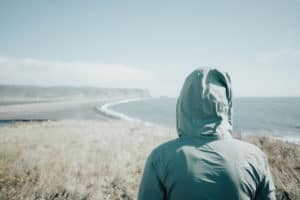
[246,136,300,199]
[0,120,173,199]
[0,120,299,199]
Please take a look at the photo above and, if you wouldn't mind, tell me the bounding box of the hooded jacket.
[138,68,276,200]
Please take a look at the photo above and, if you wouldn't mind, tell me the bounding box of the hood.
[176,68,233,139]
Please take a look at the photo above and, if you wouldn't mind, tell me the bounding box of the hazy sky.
[0,0,299,97]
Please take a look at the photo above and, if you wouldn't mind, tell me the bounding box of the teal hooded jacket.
[138,68,276,200]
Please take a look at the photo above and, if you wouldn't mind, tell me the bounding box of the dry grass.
[0,120,172,200]
[0,120,299,200]
[246,136,300,200]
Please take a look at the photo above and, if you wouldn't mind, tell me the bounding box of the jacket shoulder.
[150,138,182,159]
[230,138,266,156]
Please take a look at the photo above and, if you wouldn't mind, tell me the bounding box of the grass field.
[0,120,299,200]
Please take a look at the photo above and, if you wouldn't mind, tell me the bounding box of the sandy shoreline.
[0,98,125,121]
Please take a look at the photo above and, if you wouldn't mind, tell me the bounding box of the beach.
[0,98,123,121]
[0,100,299,199]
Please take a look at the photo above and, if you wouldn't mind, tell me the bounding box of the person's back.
[138,68,276,200]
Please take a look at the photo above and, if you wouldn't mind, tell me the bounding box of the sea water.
[109,97,300,141]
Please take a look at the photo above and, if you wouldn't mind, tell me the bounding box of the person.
[138,68,276,200]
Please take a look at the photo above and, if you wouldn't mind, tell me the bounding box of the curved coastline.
[97,97,154,126]
[98,98,300,144]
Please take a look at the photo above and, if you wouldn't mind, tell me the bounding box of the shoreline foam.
[97,97,154,126]
[98,98,300,145]
[274,135,300,144]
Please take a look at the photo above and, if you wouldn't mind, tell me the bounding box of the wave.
[96,98,154,126]
[274,135,300,144]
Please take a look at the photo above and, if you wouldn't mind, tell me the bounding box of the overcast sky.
[0,0,299,97]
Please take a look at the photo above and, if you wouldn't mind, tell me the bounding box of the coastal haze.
[0,85,150,121]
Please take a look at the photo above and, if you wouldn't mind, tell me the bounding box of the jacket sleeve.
[255,155,276,200]
[138,152,165,200]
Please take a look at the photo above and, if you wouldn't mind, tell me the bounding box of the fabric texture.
[138,68,276,200]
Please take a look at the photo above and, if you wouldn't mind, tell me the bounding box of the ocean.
[108,97,300,141]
